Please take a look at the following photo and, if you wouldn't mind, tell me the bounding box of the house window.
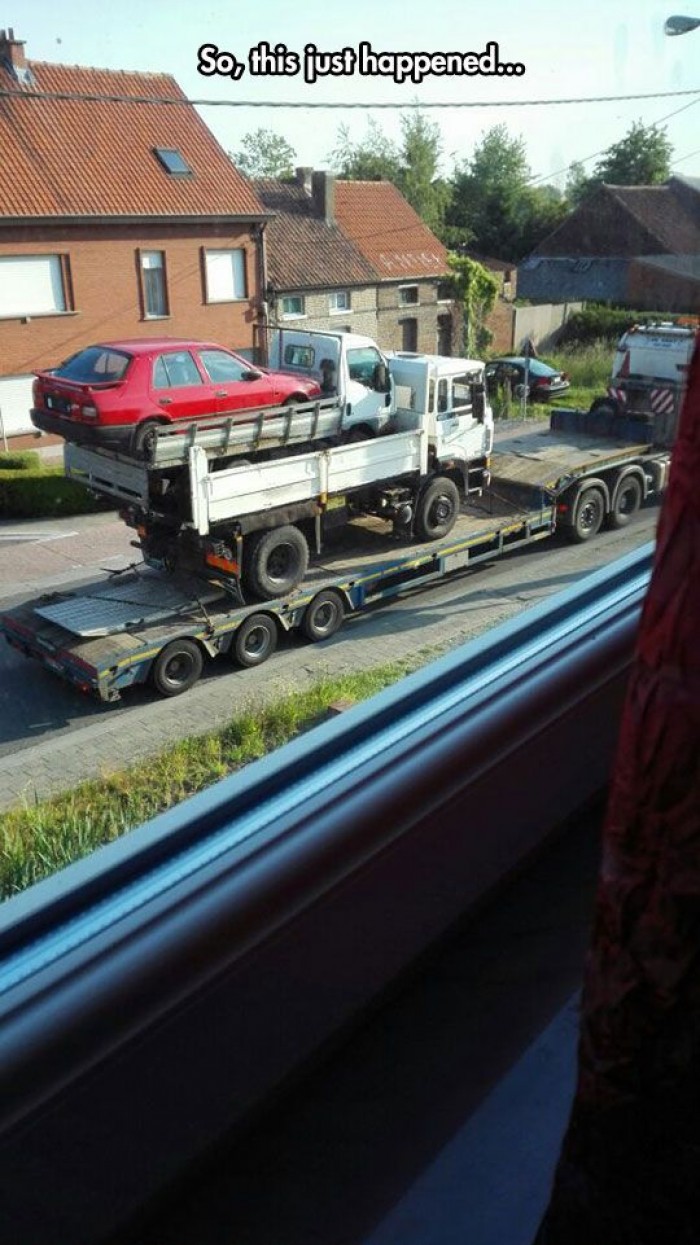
[437,282,452,302]
[398,285,419,306]
[203,249,247,303]
[139,250,169,318]
[153,147,193,176]
[0,254,70,318]
[329,290,351,314]
[281,295,306,319]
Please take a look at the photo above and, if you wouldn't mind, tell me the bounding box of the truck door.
[343,345,393,433]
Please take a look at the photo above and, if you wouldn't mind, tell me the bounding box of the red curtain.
[534,342,700,1244]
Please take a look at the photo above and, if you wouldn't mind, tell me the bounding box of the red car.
[31,338,322,455]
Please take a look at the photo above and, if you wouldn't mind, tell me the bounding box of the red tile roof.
[254,179,376,289]
[334,181,448,280]
[0,59,265,220]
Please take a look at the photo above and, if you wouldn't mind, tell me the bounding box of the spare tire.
[243,525,309,600]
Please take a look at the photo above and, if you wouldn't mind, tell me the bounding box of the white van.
[607,322,696,417]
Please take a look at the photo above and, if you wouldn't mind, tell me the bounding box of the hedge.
[557,305,687,349]
[0,454,115,518]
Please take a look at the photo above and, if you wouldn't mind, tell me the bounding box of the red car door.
[151,349,218,423]
[196,347,277,415]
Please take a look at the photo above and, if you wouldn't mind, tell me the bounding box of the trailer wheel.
[233,613,278,667]
[609,475,642,529]
[131,418,163,460]
[415,476,460,541]
[302,590,345,642]
[151,639,203,697]
[570,486,605,543]
[244,525,309,600]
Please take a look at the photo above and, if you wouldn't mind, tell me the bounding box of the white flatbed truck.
[1,402,675,701]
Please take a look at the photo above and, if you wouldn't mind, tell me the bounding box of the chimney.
[312,171,335,226]
[295,166,313,194]
[0,28,28,74]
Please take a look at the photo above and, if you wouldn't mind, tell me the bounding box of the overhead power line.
[1,86,700,110]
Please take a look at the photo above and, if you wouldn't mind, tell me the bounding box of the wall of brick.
[375,280,445,353]
[0,223,263,379]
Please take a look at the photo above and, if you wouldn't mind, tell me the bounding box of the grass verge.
[1,650,442,901]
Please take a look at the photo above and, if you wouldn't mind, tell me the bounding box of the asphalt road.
[0,501,658,811]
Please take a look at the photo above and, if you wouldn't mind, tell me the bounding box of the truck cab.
[387,352,494,463]
[269,329,394,439]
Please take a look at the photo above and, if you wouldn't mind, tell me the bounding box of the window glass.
[198,349,250,383]
[329,290,350,313]
[153,351,203,389]
[347,346,383,386]
[56,347,130,382]
[153,147,193,175]
[140,250,168,318]
[204,249,246,302]
[283,344,315,368]
[398,285,419,306]
[281,295,305,318]
[452,374,476,411]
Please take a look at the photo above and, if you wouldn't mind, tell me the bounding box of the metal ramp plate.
[35,574,223,637]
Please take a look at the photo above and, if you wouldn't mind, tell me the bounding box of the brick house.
[518,177,700,313]
[254,171,378,343]
[333,178,454,354]
[256,169,455,356]
[0,29,268,442]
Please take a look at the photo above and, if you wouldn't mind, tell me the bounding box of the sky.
[8,0,700,188]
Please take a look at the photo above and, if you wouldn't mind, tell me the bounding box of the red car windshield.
[54,347,131,384]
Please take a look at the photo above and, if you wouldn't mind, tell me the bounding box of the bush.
[557,305,683,349]
[0,462,114,518]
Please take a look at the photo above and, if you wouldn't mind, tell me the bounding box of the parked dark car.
[485,357,570,402]
[31,339,322,455]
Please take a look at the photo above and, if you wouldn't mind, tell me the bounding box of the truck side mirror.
[472,385,485,423]
[373,362,390,393]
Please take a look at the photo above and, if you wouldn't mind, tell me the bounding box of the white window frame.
[280,294,306,320]
[329,290,351,315]
[0,254,70,319]
[203,248,247,304]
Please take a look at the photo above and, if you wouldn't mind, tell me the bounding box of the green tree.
[232,128,297,178]
[328,118,402,182]
[566,122,673,205]
[328,111,451,235]
[446,125,532,260]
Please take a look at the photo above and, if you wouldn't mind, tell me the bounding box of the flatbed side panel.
[203,431,424,528]
[65,445,150,506]
[150,398,345,468]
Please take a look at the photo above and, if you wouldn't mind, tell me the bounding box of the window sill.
[0,310,79,322]
[142,314,171,322]
[329,309,352,316]
[281,314,307,321]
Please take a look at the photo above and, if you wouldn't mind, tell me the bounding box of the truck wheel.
[571,486,605,543]
[244,526,309,600]
[609,475,642,529]
[302,590,345,642]
[342,425,375,444]
[233,613,278,667]
[131,418,163,460]
[151,639,203,697]
[589,397,620,418]
[415,477,460,541]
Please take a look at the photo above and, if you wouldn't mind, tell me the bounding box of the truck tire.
[131,418,163,460]
[341,425,375,444]
[570,486,605,543]
[151,638,203,697]
[233,613,278,667]
[302,590,345,642]
[243,525,309,600]
[415,477,460,541]
[589,396,620,418]
[609,475,642,529]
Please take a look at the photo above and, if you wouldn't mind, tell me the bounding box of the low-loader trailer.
[1,402,675,701]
